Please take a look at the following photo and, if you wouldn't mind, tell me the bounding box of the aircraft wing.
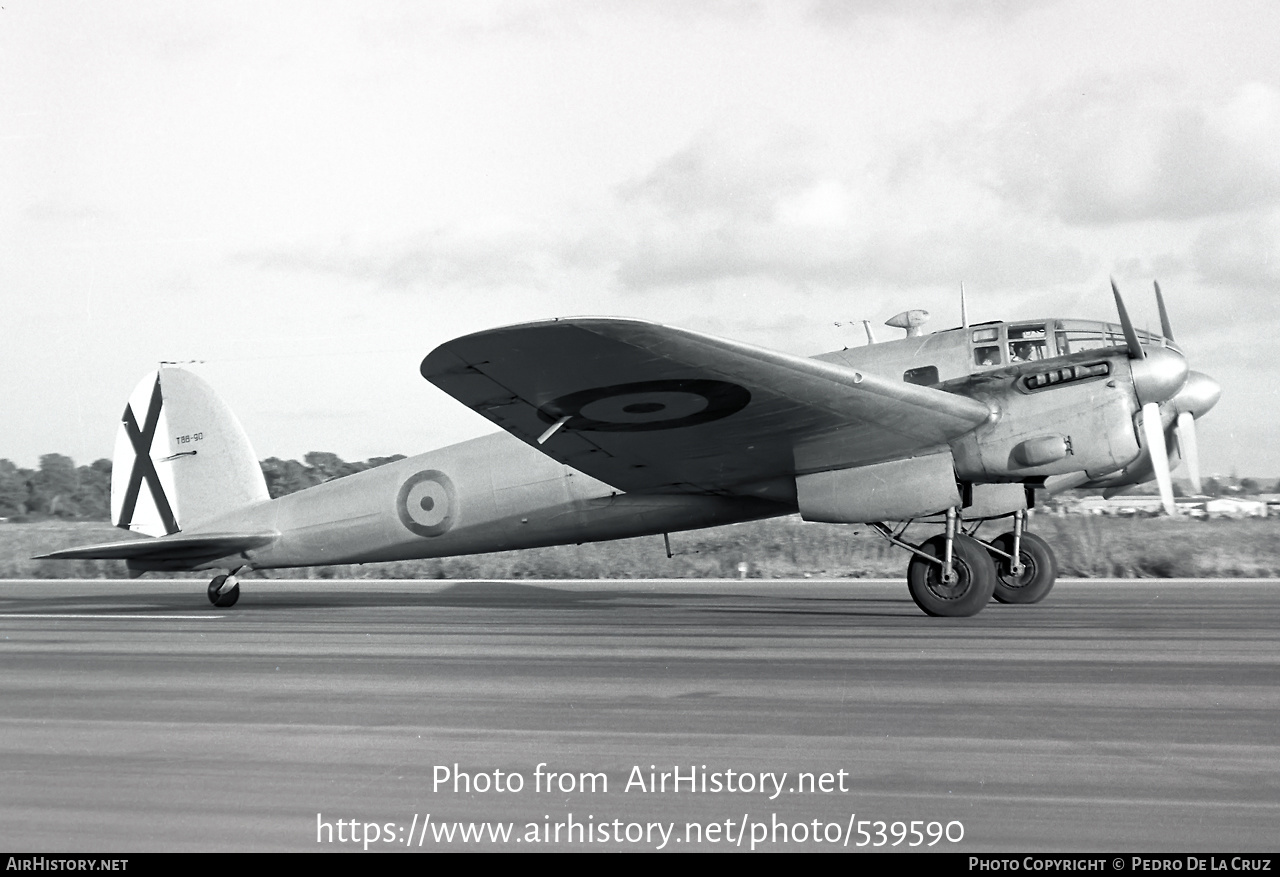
[35,532,277,564]
[422,318,991,496]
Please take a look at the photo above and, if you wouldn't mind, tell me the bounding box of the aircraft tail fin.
[111,368,270,536]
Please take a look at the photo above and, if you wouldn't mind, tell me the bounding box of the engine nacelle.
[797,451,959,523]
[963,482,1031,518]
[950,361,1141,482]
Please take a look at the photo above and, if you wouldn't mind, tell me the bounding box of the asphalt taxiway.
[1,577,1277,852]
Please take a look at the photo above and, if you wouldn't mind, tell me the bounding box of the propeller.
[1111,279,1146,361]
[1170,370,1220,495]
[1154,280,1175,342]
[1111,279,1189,515]
[1109,279,1225,510]
[1153,280,1212,496]
[1176,410,1201,495]
[1052,282,1220,508]
[1140,403,1176,515]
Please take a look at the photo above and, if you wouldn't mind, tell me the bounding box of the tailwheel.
[907,533,996,617]
[207,574,240,608]
[990,531,1057,604]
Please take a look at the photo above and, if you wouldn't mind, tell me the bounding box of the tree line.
[1,452,1275,522]
[0,452,407,521]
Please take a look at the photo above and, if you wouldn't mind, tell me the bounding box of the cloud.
[1191,209,1280,289]
[610,132,1090,292]
[236,219,571,290]
[359,0,763,42]
[619,134,814,221]
[613,216,1090,291]
[22,201,106,224]
[982,80,1280,224]
[808,0,1058,24]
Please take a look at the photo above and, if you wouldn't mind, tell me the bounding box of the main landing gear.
[872,509,1057,617]
[207,572,240,608]
[988,531,1057,605]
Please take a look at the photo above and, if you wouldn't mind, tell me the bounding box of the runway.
[1,577,1277,852]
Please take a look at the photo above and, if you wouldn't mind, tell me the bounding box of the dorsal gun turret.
[886,309,930,338]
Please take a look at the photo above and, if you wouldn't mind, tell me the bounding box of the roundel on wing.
[537,379,751,432]
[396,470,456,537]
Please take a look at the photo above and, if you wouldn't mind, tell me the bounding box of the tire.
[990,531,1057,605]
[907,534,996,617]
[207,575,240,608]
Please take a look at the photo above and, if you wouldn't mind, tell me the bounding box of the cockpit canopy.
[969,319,1180,370]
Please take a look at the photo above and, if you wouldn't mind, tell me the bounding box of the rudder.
[111,367,269,536]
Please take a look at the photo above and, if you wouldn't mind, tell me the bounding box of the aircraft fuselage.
[158,432,780,571]
[167,316,1159,573]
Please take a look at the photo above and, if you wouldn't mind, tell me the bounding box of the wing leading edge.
[423,318,990,497]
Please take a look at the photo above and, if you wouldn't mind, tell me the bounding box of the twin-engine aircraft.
[40,282,1220,617]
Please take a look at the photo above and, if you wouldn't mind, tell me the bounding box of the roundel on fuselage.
[396,470,456,537]
[537,379,750,432]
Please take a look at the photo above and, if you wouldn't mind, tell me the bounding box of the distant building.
[1066,496,1165,516]
[1256,495,1280,515]
[1204,498,1268,518]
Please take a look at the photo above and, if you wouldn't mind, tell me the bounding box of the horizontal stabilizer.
[35,531,277,564]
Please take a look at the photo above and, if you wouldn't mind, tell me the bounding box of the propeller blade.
[1154,280,1175,343]
[1176,410,1201,495]
[1141,402,1177,515]
[1111,278,1145,360]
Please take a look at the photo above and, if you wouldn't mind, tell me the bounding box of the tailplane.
[111,367,269,536]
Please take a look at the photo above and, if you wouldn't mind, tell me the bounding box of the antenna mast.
[960,282,968,328]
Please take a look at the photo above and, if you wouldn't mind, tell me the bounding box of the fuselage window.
[903,365,939,386]
[972,345,1003,366]
[973,346,1001,367]
[1064,330,1107,352]
[1008,325,1048,363]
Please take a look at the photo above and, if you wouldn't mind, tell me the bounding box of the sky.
[3,0,1278,478]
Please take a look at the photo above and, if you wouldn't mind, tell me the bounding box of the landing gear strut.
[872,509,996,617]
[987,524,1057,604]
[964,510,1059,604]
[906,533,996,617]
[871,507,1057,616]
[207,573,240,608]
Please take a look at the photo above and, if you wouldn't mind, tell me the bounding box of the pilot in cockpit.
[1010,340,1039,363]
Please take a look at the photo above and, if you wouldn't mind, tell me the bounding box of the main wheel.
[990,531,1057,604]
[907,534,996,617]
[207,574,240,608]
